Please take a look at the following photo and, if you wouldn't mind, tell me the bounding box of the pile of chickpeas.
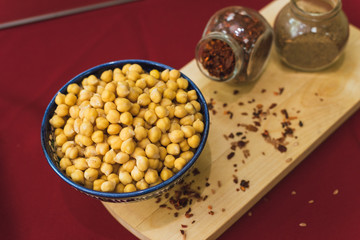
[49,63,205,193]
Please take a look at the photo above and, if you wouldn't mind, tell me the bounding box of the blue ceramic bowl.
[41,59,209,202]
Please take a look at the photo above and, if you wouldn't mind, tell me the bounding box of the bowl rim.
[41,59,209,200]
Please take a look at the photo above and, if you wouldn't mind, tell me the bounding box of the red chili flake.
[228,133,235,139]
[233,175,239,184]
[211,189,216,194]
[299,121,304,127]
[241,112,248,116]
[159,204,167,208]
[243,149,250,158]
[208,205,213,210]
[236,132,243,136]
[155,197,162,203]
[222,208,226,212]
[238,102,244,106]
[180,229,185,235]
[240,180,250,189]
[277,144,287,153]
[218,181,222,188]
[174,212,179,217]
[254,121,261,127]
[281,109,289,119]
[256,104,263,109]
[233,164,237,167]
[192,168,200,176]
[261,89,266,93]
[205,182,210,187]
[192,220,196,224]
[203,195,208,201]
[208,211,215,215]
[233,90,239,95]
[223,103,228,107]
[224,110,234,119]
[227,152,235,160]
[181,224,188,228]
[165,192,170,199]
[185,213,194,218]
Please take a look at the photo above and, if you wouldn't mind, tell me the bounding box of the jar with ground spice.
[195,6,273,84]
[274,0,349,71]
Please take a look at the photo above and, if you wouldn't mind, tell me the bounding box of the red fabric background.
[0,0,359,239]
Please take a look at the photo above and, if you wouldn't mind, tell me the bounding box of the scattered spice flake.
[208,205,213,210]
[165,192,170,199]
[174,212,179,217]
[274,87,284,95]
[211,189,216,194]
[243,149,250,158]
[203,195,208,201]
[159,204,167,208]
[285,158,293,163]
[291,191,296,195]
[299,121,304,127]
[299,223,307,227]
[233,90,239,95]
[238,102,244,106]
[256,104,263,109]
[241,112,248,116]
[277,144,287,153]
[233,175,239,184]
[333,189,339,195]
[224,110,234,119]
[281,109,289,119]
[248,211,253,216]
[261,89,266,93]
[308,200,314,204]
[227,151,235,160]
[223,103,228,107]
[191,220,196,224]
[217,181,222,188]
[205,182,210,187]
[240,179,250,191]
[180,229,186,236]
[222,208,226,212]
[192,168,200,176]
[269,103,277,109]
[236,132,243,136]
[208,211,215,215]
[155,197,162,203]
[214,90,218,94]
[228,133,235,139]
[181,224,188,228]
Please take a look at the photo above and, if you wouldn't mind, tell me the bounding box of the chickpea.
[71,169,85,184]
[169,122,181,132]
[137,138,151,149]
[144,168,159,184]
[160,167,174,181]
[148,102,157,110]
[187,89,198,101]
[63,123,75,138]
[145,143,160,159]
[166,79,178,92]
[56,133,67,146]
[127,87,141,103]
[179,140,190,152]
[134,126,147,141]
[54,128,64,137]
[176,77,188,89]
[136,179,149,190]
[116,82,130,97]
[69,105,80,119]
[135,78,147,89]
[174,105,187,118]
[55,92,66,105]
[176,89,188,104]
[156,117,171,133]
[121,138,136,154]
[154,105,169,118]
[181,125,195,138]
[180,115,195,126]
[90,94,104,108]
[49,115,65,128]
[150,69,160,79]
[145,75,157,87]
[161,69,169,81]
[194,112,203,121]
[184,102,196,115]
[121,159,135,172]
[144,109,157,125]
[124,184,136,192]
[83,107,98,123]
[150,88,162,103]
[115,183,125,193]
[73,157,88,170]
[120,112,133,125]
[136,156,149,172]
[193,119,204,133]
[79,120,93,137]
[164,155,175,168]
[75,134,93,147]
[160,133,171,146]
[64,93,77,106]
[100,162,113,176]
[84,146,97,158]
[59,157,72,170]
[131,166,144,182]
[187,134,201,148]
[86,156,102,168]
[148,158,160,170]
[65,147,79,159]
[61,141,75,153]
[65,165,76,176]
[174,157,187,171]
[132,117,145,127]
[101,89,116,102]
[166,105,175,119]
[107,173,120,184]
[84,168,99,181]
[148,126,162,143]
[101,180,116,192]
[168,129,185,143]
[87,75,99,85]
[93,179,106,191]
[169,69,181,80]
[100,69,113,82]
[114,152,130,164]
[107,123,121,135]
[55,104,69,117]
[190,100,201,112]
[95,142,109,155]
[137,93,151,106]
[131,147,146,159]
[103,149,117,164]
[119,127,135,141]
[119,171,133,185]
[166,143,180,156]
[129,103,140,116]
[104,101,116,114]
[106,109,120,123]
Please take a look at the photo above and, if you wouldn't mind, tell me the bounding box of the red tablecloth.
[1,0,359,239]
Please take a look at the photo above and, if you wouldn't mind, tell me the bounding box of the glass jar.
[274,0,349,71]
[195,6,274,84]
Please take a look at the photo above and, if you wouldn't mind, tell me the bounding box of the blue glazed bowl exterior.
[41,59,209,202]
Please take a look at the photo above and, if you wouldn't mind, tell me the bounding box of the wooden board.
[103,0,360,239]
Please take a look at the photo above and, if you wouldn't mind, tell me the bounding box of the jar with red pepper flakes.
[195,6,273,84]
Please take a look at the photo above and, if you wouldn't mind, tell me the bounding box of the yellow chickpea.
[54,128,64,136]
[166,79,178,92]
[169,69,181,80]
[106,109,120,124]
[179,139,190,151]
[160,69,170,81]
[101,181,116,192]
[95,142,109,155]
[55,92,66,105]
[121,138,136,154]
[127,71,141,81]
[136,156,149,172]
[121,159,136,173]
[116,82,130,98]
[86,156,102,168]
[59,157,72,170]
[145,75,157,88]
[107,173,120,184]
[164,155,175,168]
[69,105,80,119]
[156,117,171,133]
[100,162,113,176]
[162,88,175,100]
[114,152,130,164]
[107,123,121,135]
[137,93,151,106]
[148,126,162,143]
[174,105,187,118]
[101,89,116,103]
[176,77,188,89]
[166,143,180,155]
[119,127,134,141]
[132,117,145,127]
[84,146,97,158]
[180,115,195,126]
[193,119,205,133]
[187,89,198,101]
[49,115,65,128]
[103,102,116,115]
[144,168,159,184]
[65,147,79,159]
[176,89,188,104]
[145,143,160,159]
[55,104,69,117]
[190,100,201,112]
[154,106,169,118]
[148,158,160,169]
[184,102,197,115]
[137,138,150,150]
[187,134,201,148]
[84,168,99,181]
[131,166,144,182]
[168,129,185,143]
[103,149,117,164]
[100,69,113,82]
[87,75,99,85]
[144,109,157,125]
[174,157,187,171]
[83,107,98,123]
[149,69,160,79]
[73,157,88,170]
[64,93,77,106]
[150,88,162,103]
[136,179,149,190]
[93,179,106,191]
[115,183,125,193]
[194,112,204,121]
[124,183,136,192]
[129,103,140,116]
[66,165,76,177]
[78,89,93,103]
[71,169,85,184]
[119,171,133,185]
[160,133,171,146]
[79,120,93,137]
[135,78,147,89]
[120,112,133,125]
[90,94,104,108]
[160,167,174,181]
[109,136,123,150]
[56,133,67,147]
[169,122,181,132]
[134,126,147,141]
[61,141,75,153]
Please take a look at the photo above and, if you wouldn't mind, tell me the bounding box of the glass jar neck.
[290,0,342,21]
[196,32,244,83]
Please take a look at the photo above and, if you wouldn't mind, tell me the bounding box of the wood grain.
[103,0,360,239]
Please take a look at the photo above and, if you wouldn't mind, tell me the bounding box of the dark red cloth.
[0,0,359,239]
